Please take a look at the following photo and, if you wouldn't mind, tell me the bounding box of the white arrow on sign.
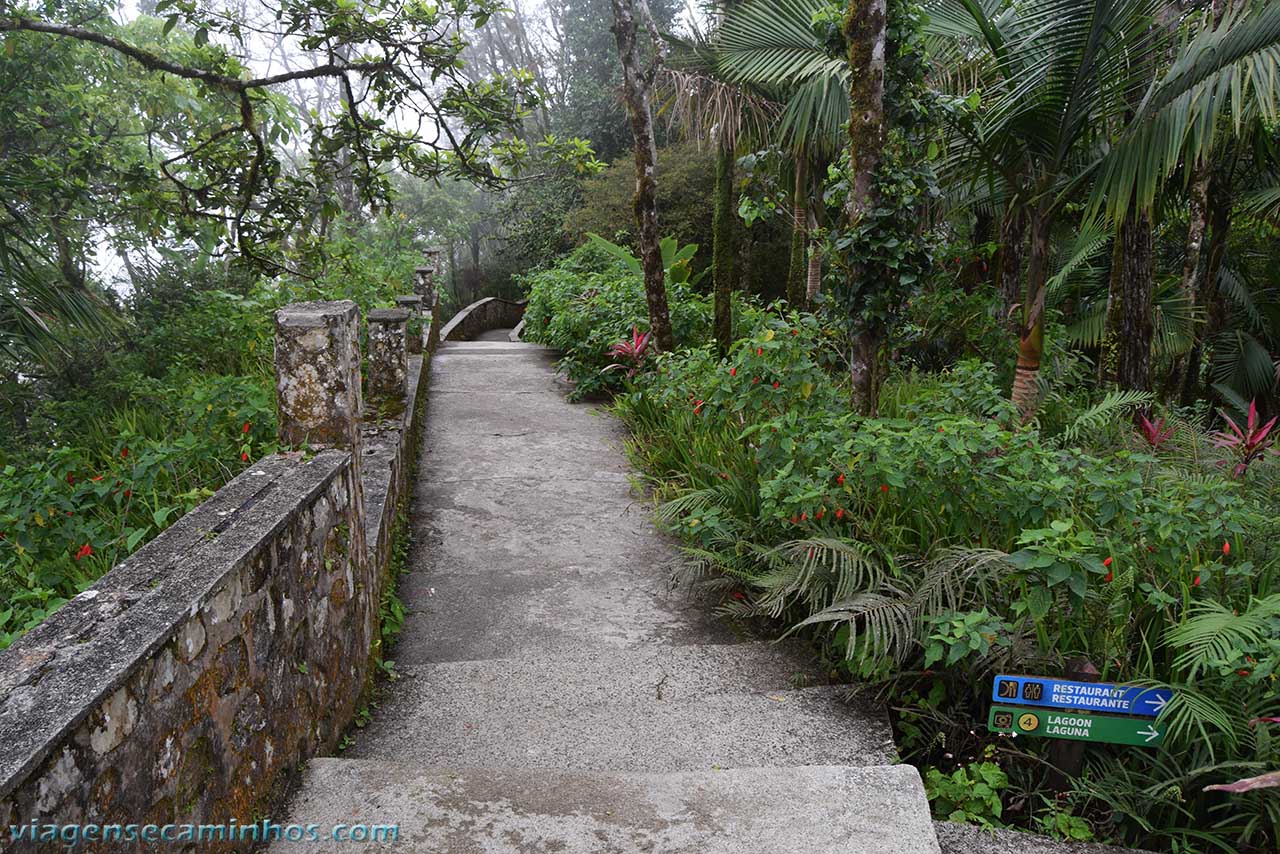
[1141,693,1170,714]
[1138,725,1161,743]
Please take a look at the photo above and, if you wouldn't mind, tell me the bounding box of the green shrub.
[606,303,1280,852]
[521,243,713,398]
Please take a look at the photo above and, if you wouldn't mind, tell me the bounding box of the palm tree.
[0,221,111,366]
[714,0,850,307]
[658,65,775,354]
[927,0,1280,420]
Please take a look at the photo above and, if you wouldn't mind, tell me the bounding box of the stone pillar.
[413,266,435,307]
[366,308,410,403]
[274,300,362,451]
[395,295,424,354]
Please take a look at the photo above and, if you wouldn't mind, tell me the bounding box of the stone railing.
[0,293,434,851]
[439,297,526,343]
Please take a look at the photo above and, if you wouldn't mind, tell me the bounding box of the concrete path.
[275,340,940,852]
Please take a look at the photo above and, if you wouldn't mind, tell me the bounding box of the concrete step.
[273,759,943,853]
[387,641,821,697]
[346,677,897,771]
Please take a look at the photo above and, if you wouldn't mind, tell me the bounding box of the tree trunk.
[1098,236,1124,385]
[843,0,887,415]
[1182,172,1232,404]
[806,237,823,303]
[713,146,735,355]
[849,327,883,416]
[1167,0,1226,397]
[1012,208,1052,422]
[994,208,1026,333]
[1116,212,1155,392]
[843,0,886,229]
[1168,164,1210,394]
[610,0,674,351]
[787,158,807,306]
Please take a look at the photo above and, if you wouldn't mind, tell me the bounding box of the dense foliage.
[525,242,1280,851]
[0,220,424,647]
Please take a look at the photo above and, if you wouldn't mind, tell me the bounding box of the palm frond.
[1052,389,1155,446]
[1166,595,1280,679]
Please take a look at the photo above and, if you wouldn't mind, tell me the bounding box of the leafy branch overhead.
[0,0,598,267]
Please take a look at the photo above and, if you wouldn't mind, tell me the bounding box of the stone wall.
[439,297,526,343]
[0,299,429,852]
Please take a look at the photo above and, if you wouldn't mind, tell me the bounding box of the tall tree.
[610,0,675,350]
[843,0,889,412]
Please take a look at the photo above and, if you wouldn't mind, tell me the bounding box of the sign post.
[988,662,1170,791]
[987,705,1165,747]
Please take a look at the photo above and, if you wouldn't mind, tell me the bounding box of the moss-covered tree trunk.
[1168,166,1210,393]
[1182,173,1233,404]
[1170,0,1224,400]
[1100,212,1155,393]
[843,0,887,415]
[713,146,736,355]
[787,158,807,306]
[610,0,674,351]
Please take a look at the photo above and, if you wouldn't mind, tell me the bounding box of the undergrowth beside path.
[523,244,1280,854]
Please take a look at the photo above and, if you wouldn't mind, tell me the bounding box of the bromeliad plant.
[1138,414,1176,449]
[604,325,652,377]
[1214,400,1277,478]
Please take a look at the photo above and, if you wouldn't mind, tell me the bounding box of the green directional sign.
[987,704,1165,747]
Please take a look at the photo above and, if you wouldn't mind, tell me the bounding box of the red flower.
[816,509,824,520]
[1103,556,1113,567]
[732,591,745,601]
[835,508,844,520]
[693,400,705,415]
[836,473,845,485]
[729,367,737,377]
[757,347,763,356]
[752,376,760,384]
[772,381,780,389]
[241,452,250,462]
[66,472,75,485]
[790,329,798,336]
[1223,541,1230,556]
[880,484,889,493]
[1193,574,1202,587]
[1238,669,1251,677]
[120,447,129,459]
[124,489,132,498]
[800,512,807,521]
[791,515,799,524]
[1104,571,1114,583]
[242,421,251,434]
[74,543,92,561]
[91,475,103,482]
